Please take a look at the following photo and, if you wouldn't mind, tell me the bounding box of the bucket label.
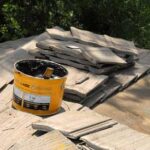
[14,86,23,98]
[13,86,50,111]
[24,93,50,104]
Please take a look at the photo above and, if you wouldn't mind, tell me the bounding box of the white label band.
[14,86,50,104]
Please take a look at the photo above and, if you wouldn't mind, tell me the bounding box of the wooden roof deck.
[0,33,150,150]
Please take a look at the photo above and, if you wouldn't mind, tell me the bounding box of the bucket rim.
[14,59,68,80]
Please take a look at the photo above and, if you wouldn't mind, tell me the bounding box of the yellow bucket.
[12,59,68,116]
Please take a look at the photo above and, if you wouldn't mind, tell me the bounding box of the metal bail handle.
[43,67,54,79]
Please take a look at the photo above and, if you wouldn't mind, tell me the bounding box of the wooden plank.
[138,51,150,68]
[28,48,44,58]
[0,36,34,61]
[0,36,42,90]
[0,32,51,71]
[134,63,150,78]
[47,55,120,74]
[65,66,108,97]
[37,38,127,65]
[22,32,50,51]
[9,130,77,150]
[36,39,83,58]
[46,26,75,41]
[0,78,7,89]
[104,34,138,55]
[0,69,44,150]
[100,79,121,101]
[114,63,149,91]
[32,110,110,133]
[71,27,108,48]
[32,110,113,139]
[81,46,126,65]
[80,88,105,108]
[81,79,121,108]
[0,49,33,74]
[39,49,96,66]
[0,36,34,50]
[0,34,49,76]
[0,84,13,112]
[71,27,137,55]
[0,66,14,89]
[114,74,136,90]
[56,65,108,100]
[47,55,88,70]
[70,119,117,138]
[0,108,42,150]
[0,84,13,103]
[88,64,119,74]
[81,124,150,150]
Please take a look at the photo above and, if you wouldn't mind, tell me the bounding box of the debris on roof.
[0,26,150,150]
[27,26,150,107]
[32,110,117,139]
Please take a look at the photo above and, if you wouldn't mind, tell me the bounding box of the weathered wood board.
[37,39,127,65]
[71,27,108,48]
[32,110,117,139]
[80,79,121,108]
[9,130,77,150]
[0,36,34,61]
[0,66,14,89]
[65,65,108,97]
[104,34,138,55]
[0,32,50,72]
[46,26,75,41]
[0,49,33,73]
[37,49,94,66]
[0,108,42,150]
[114,63,149,91]
[71,26,138,55]
[0,84,13,114]
[0,32,50,89]
[81,123,150,150]
[81,46,126,64]
[46,54,121,74]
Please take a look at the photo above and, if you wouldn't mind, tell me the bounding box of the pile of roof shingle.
[28,27,150,108]
[33,27,138,74]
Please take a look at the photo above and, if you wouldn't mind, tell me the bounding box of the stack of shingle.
[28,27,150,107]
[33,26,138,75]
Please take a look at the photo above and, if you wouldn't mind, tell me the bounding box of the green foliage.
[0,0,150,49]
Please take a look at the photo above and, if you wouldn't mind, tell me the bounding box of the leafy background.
[0,0,150,49]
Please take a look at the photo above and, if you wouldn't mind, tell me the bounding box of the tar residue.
[15,60,68,78]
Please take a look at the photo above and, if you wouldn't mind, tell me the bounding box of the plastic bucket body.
[12,59,68,116]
